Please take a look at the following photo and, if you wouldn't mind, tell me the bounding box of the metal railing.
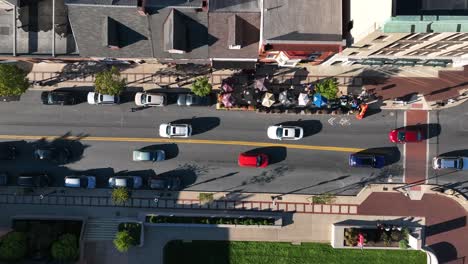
[0,193,358,214]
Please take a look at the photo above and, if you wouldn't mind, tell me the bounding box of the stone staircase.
[84,218,119,241]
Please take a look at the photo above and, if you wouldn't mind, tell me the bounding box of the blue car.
[349,154,385,168]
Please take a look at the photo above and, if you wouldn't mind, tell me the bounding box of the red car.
[389,128,424,143]
[238,153,269,168]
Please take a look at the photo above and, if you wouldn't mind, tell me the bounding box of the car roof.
[239,153,259,166]
[65,177,81,187]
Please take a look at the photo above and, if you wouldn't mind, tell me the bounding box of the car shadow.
[438,149,468,157]
[398,123,441,140]
[171,117,221,135]
[276,119,322,138]
[141,143,179,160]
[120,90,142,104]
[159,168,197,188]
[353,147,401,166]
[245,146,287,165]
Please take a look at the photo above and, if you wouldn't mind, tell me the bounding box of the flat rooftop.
[394,0,468,15]
[263,0,343,42]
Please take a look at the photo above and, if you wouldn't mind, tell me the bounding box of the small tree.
[311,193,336,204]
[198,193,214,204]
[112,187,130,205]
[94,66,126,95]
[315,78,339,100]
[0,231,27,261]
[113,230,134,253]
[51,233,79,262]
[191,76,212,97]
[0,64,29,96]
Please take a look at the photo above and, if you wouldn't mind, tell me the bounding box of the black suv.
[41,91,76,105]
[0,143,16,160]
[17,173,50,187]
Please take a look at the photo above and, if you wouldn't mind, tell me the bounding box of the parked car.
[159,123,192,138]
[87,92,120,105]
[267,125,304,140]
[0,143,17,160]
[389,128,424,143]
[108,176,143,189]
[64,175,96,188]
[17,173,50,187]
[177,94,211,106]
[41,91,76,105]
[432,156,468,170]
[135,92,166,107]
[148,175,181,191]
[349,154,385,168]
[238,152,269,168]
[133,149,165,161]
[0,173,8,185]
[34,146,71,163]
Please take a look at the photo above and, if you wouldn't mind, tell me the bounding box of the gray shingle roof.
[263,0,343,42]
[67,4,209,59]
[209,0,260,12]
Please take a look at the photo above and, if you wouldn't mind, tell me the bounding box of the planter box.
[332,223,423,250]
[118,221,144,247]
[144,212,282,227]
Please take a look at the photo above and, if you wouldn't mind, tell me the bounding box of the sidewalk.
[1,183,467,264]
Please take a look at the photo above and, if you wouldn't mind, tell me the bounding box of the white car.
[267,125,304,140]
[133,149,165,161]
[159,123,192,138]
[87,92,120,105]
[432,156,468,170]
[135,92,166,107]
[64,175,96,188]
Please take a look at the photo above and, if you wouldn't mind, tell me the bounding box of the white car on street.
[159,123,192,138]
[87,92,120,105]
[267,125,304,140]
[134,92,166,107]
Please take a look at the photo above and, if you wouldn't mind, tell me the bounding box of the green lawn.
[164,240,427,264]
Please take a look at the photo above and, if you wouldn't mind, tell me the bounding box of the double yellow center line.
[0,134,363,153]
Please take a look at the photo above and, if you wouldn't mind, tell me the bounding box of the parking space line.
[0,134,364,153]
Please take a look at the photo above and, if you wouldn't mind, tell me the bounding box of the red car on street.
[389,127,424,143]
[238,152,269,168]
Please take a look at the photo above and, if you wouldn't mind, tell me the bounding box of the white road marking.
[328,117,336,126]
[339,118,351,126]
[426,111,430,183]
[402,111,407,183]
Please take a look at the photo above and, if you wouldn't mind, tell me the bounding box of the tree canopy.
[94,66,126,95]
[315,78,339,100]
[51,233,79,261]
[0,231,27,261]
[113,231,134,253]
[191,76,212,97]
[0,64,30,96]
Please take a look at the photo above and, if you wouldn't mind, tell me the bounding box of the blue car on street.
[349,154,385,168]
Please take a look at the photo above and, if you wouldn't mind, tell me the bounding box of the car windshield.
[459,159,463,169]
[397,131,405,141]
[276,128,282,138]
[256,156,262,167]
[80,178,88,187]
[141,94,146,103]
[94,93,99,101]
[295,129,301,137]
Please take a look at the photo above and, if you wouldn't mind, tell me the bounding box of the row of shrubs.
[146,215,275,226]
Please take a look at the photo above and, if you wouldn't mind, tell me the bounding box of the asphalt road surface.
[428,102,468,195]
[0,90,416,195]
